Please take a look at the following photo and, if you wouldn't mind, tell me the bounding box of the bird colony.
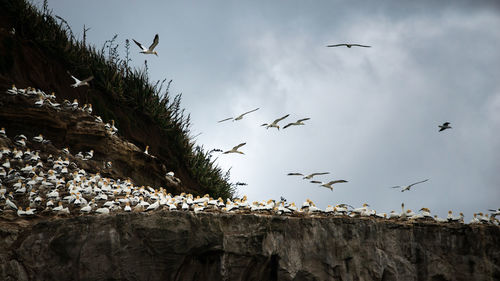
[1,33,497,226]
[1,85,498,226]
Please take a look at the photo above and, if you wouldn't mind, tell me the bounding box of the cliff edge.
[1,212,499,281]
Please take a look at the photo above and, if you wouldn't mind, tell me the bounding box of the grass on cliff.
[2,0,236,199]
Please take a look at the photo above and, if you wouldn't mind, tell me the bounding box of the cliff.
[1,212,499,281]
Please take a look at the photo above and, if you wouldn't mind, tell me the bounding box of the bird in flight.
[218,108,260,123]
[133,34,159,56]
[310,180,348,191]
[68,72,93,88]
[326,43,371,48]
[287,172,329,180]
[223,143,246,155]
[283,118,310,129]
[261,114,290,130]
[391,179,429,192]
[438,122,452,132]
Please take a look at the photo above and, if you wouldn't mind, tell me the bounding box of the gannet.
[218,108,260,123]
[5,198,18,210]
[310,179,348,190]
[24,207,35,216]
[95,207,110,215]
[124,202,132,212]
[447,211,463,223]
[261,114,290,130]
[84,150,94,160]
[146,200,160,211]
[489,208,500,218]
[68,73,94,88]
[14,138,26,147]
[80,204,92,213]
[32,134,43,143]
[326,43,371,48]
[62,147,70,155]
[85,104,92,114]
[391,179,429,192]
[6,84,18,95]
[17,207,26,217]
[0,128,6,137]
[470,213,480,224]
[144,145,149,155]
[34,96,45,107]
[388,211,399,219]
[283,118,310,129]
[287,172,329,180]
[438,122,452,132]
[325,205,335,214]
[71,99,79,110]
[133,34,159,56]
[223,143,246,154]
[418,208,432,218]
[352,203,370,216]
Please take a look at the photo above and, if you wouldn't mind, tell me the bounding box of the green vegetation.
[3,0,235,198]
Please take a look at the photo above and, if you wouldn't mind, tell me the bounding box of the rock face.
[1,212,499,281]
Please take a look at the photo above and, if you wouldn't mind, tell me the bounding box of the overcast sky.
[35,0,500,220]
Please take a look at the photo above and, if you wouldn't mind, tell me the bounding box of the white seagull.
[261,114,290,130]
[391,179,429,192]
[68,72,94,88]
[218,108,260,123]
[133,34,159,56]
[439,122,452,132]
[287,172,329,180]
[223,143,246,155]
[327,43,371,48]
[283,118,310,129]
[310,180,348,191]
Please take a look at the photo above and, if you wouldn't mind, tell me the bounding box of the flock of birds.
[2,85,498,225]
[0,31,497,226]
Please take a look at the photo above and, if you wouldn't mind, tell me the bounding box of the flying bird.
[261,114,290,130]
[327,43,371,48]
[223,143,246,154]
[68,72,94,88]
[133,34,159,56]
[287,172,329,180]
[438,122,452,132]
[310,180,348,191]
[283,118,310,129]
[218,108,260,123]
[391,179,429,192]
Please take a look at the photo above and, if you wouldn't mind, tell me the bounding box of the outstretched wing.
[310,180,323,184]
[149,34,159,50]
[351,44,371,48]
[132,39,146,50]
[327,180,348,185]
[297,118,310,122]
[326,44,347,47]
[408,179,429,188]
[218,117,233,123]
[240,107,259,117]
[287,173,304,176]
[67,72,80,83]
[442,122,450,126]
[82,76,94,83]
[283,123,294,129]
[233,143,246,150]
[310,172,329,177]
[390,186,402,189]
[273,114,290,124]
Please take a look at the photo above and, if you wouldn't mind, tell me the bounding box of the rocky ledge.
[1,211,499,281]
